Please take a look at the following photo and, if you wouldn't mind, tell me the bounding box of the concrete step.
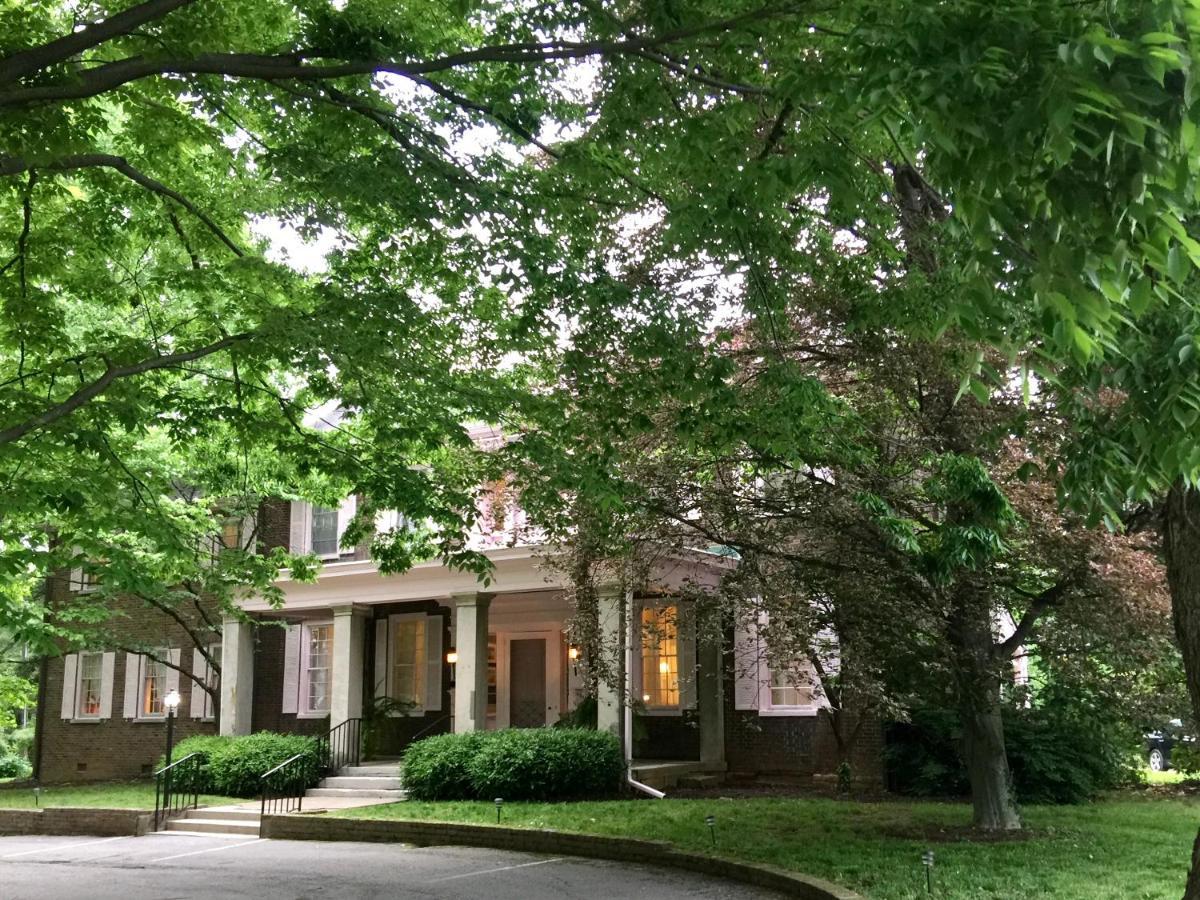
[320,775,403,790]
[184,808,261,822]
[166,818,260,836]
[305,787,408,800]
[338,765,401,777]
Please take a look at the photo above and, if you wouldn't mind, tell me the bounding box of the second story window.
[311,506,339,557]
[76,652,103,718]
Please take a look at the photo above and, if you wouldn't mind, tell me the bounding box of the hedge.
[157,732,322,798]
[403,728,623,801]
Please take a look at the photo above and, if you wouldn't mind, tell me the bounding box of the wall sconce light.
[446,647,458,665]
[567,645,579,661]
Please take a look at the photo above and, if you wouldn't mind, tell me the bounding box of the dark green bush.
[402,731,488,801]
[1169,744,1200,775]
[403,728,623,801]
[156,732,320,798]
[553,696,597,730]
[886,697,1140,804]
[0,754,31,779]
[156,735,234,793]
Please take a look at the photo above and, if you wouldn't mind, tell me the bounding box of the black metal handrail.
[259,752,310,816]
[317,717,362,775]
[410,713,452,744]
[153,752,202,831]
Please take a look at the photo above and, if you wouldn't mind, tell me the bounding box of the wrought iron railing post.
[152,753,202,832]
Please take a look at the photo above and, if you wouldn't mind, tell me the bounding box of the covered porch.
[220,547,731,781]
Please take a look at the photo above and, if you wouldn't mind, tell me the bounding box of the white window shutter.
[123,653,141,718]
[289,501,311,554]
[679,609,697,710]
[336,495,357,553]
[98,652,115,719]
[165,649,181,698]
[281,625,301,715]
[733,619,762,711]
[374,618,390,700]
[60,654,78,719]
[424,615,443,711]
[189,649,206,718]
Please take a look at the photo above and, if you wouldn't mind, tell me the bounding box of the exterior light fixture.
[494,797,503,823]
[163,688,182,769]
[922,849,935,894]
[567,645,579,661]
[446,648,458,665]
[705,814,716,846]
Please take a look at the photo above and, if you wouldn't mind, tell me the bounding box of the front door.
[498,631,560,728]
[509,639,547,727]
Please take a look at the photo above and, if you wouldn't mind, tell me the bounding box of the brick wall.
[37,585,221,783]
[0,808,152,837]
[633,712,701,760]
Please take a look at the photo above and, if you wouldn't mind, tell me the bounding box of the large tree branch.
[0,5,793,108]
[996,571,1080,658]
[0,0,199,86]
[0,153,243,255]
[0,331,253,446]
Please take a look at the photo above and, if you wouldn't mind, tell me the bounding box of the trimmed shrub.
[0,754,31,779]
[402,731,489,801]
[156,732,320,798]
[403,728,623,801]
[156,735,234,793]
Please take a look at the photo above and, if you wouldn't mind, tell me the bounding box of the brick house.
[34,431,881,787]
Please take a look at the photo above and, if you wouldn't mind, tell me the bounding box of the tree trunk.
[948,596,1022,830]
[1161,482,1200,899]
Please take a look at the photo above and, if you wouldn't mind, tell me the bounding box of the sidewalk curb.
[260,814,864,899]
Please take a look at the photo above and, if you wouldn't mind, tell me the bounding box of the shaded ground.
[0,780,238,808]
[0,833,783,899]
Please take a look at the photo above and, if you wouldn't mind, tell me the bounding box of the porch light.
[446,648,458,665]
[568,645,579,661]
[163,690,182,711]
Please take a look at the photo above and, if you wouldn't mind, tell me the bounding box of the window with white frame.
[140,653,168,718]
[767,659,816,710]
[640,605,680,709]
[302,623,333,715]
[76,652,103,718]
[203,644,222,719]
[310,506,339,558]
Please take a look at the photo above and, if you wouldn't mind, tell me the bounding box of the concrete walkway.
[0,833,783,898]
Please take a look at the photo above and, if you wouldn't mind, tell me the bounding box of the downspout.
[621,578,665,799]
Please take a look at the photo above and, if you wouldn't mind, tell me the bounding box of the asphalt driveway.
[0,833,783,898]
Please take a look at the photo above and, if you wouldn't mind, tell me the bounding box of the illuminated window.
[390,618,426,706]
[76,653,103,718]
[641,605,679,709]
[141,654,167,717]
[305,624,332,714]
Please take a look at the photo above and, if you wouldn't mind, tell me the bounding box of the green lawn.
[0,781,240,809]
[336,795,1197,899]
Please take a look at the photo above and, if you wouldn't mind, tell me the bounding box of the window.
[641,605,680,709]
[141,654,168,718]
[203,644,222,720]
[76,652,103,718]
[304,623,333,714]
[311,506,339,558]
[390,618,426,706]
[768,661,814,709]
[486,633,497,716]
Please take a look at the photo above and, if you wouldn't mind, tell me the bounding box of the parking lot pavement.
[0,833,784,898]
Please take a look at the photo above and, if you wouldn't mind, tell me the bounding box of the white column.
[219,615,255,736]
[452,592,491,733]
[331,605,367,725]
[697,630,726,768]
[595,584,624,743]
